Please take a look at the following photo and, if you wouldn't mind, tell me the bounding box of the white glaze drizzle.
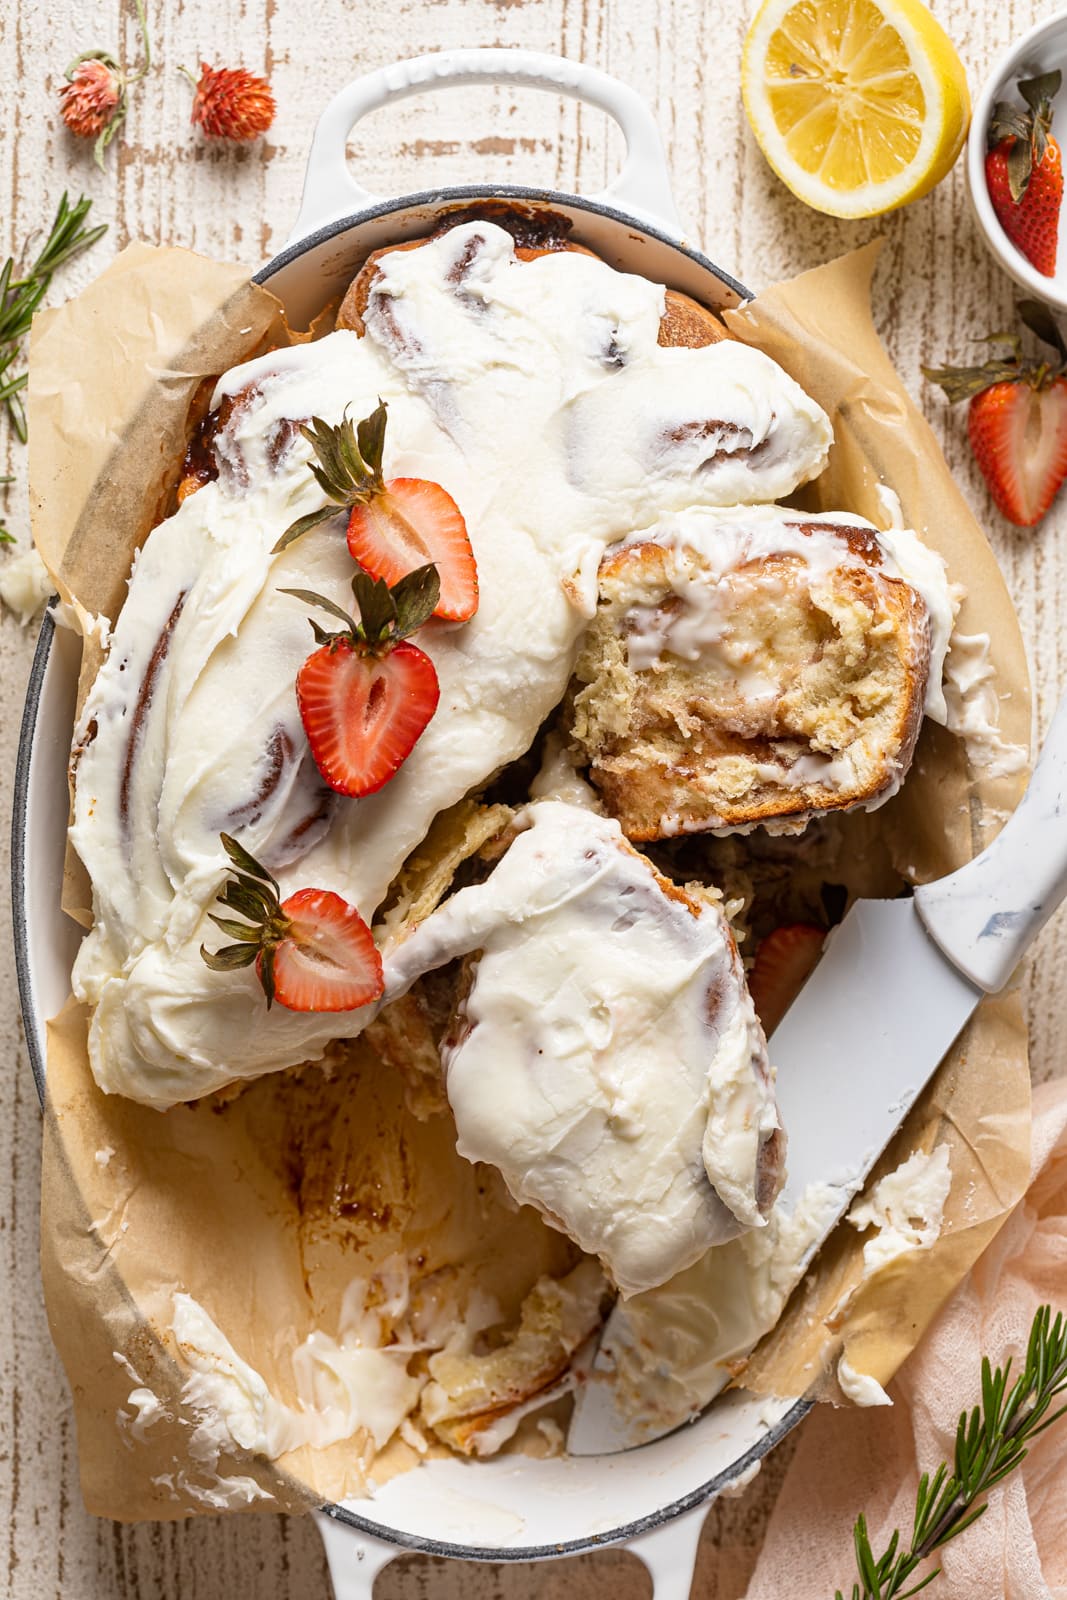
[619,505,954,723]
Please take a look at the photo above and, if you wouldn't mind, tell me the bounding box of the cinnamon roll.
[383,802,783,1298]
[71,220,831,1108]
[567,505,954,837]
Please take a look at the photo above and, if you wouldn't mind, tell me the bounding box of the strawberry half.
[347,478,476,622]
[968,377,1067,525]
[296,636,439,797]
[985,71,1063,279]
[748,924,826,1037]
[925,298,1067,527]
[268,886,381,1011]
[274,400,478,622]
[282,564,441,798]
[200,833,383,1012]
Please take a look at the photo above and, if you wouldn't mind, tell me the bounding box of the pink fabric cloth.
[739,1078,1067,1600]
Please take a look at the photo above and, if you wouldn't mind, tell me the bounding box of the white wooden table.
[2,0,1064,1594]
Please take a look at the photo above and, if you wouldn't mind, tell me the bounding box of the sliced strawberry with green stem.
[925,298,1067,527]
[200,832,383,1012]
[281,564,442,798]
[274,399,478,622]
[348,477,476,622]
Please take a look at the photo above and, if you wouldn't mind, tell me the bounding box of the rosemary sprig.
[0,193,107,447]
[0,473,13,544]
[835,1305,1067,1600]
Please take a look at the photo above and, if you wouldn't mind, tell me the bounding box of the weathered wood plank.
[1,0,1062,1594]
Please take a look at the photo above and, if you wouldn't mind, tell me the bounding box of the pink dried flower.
[187,62,276,142]
[56,1,151,168]
[59,59,121,139]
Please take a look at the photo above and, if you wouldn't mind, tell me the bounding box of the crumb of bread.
[363,990,449,1121]
[378,800,514,935]
[568,538,928,838]
[419,1260,610,1456]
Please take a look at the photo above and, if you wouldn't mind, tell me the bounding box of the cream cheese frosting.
[382,802,780,1297]
[942,630,1029,780]
[580,1177,843,1442]
[169,1276,422,1466]
[0,542,51,625]
[846,1143,952,1274]
[586,1142,951,1440]
[837,1355,892,1407]
[69,220,833,1108]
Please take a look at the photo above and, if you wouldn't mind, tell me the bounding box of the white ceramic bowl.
[967,8,1067,308]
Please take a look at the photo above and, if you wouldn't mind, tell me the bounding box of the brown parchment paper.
[29,238,1033,1522]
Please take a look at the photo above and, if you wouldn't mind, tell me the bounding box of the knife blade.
[568,691,1067,1456]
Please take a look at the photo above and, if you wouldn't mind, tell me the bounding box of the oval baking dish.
[12,48,812,1597]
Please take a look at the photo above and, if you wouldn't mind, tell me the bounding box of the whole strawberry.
[925,299,1067,527]
[201,833,383,1013]
[282,564,442,798]
[985,71,1063,278]
[185,62,275,141]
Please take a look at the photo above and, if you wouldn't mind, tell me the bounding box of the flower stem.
[126,0,152,84]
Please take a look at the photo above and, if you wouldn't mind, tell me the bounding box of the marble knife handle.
[915,693,1067,992]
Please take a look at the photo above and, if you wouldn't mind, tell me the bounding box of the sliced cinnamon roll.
[567,505,952,837]
[384,801,783,1298]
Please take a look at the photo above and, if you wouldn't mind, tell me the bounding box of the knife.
[568,692,1067,1455]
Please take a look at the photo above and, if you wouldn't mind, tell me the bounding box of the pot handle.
[287,48,683,247]
[315,1501,707,1598]
[625,1502,708,1596]
[315,1512,399,1599]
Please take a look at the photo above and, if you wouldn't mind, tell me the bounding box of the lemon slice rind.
[742,0,971,220]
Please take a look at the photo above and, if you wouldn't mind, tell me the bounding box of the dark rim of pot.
[319,1395,811,1561]
[256,182,752,305]
[13,605,56,1104]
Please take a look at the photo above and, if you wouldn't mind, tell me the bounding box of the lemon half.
[741,0,970,218]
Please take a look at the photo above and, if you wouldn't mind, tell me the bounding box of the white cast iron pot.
[12,48,810,1600]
